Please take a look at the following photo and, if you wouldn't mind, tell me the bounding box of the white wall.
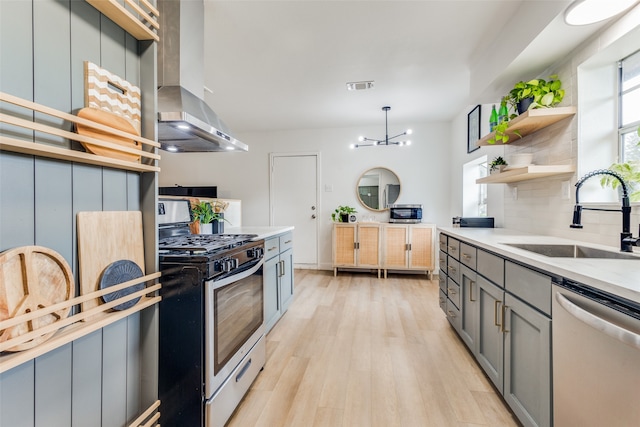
[447,6,640,249]
[159,122,451,269]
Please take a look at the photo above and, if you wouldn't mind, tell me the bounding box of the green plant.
[331,205,357,222]
[487,120,522,144]
[507,74,565,111]
[192,202,229,224]
[191,201,214,224]
[489,156,508,172]
[600,162,640,202]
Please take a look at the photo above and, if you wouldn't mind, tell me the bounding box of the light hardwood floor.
[227,270,520,427]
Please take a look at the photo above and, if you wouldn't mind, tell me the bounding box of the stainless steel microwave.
[389,204,422,223]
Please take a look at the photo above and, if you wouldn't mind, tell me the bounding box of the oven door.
[204,257,265,398]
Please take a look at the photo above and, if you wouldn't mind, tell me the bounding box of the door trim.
[269,151,321,269]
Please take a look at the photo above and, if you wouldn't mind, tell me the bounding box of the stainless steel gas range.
[157,199,265,427]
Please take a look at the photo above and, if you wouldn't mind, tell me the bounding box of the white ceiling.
[200,0,611,134]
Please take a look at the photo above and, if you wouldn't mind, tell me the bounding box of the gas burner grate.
[159,233,258,254]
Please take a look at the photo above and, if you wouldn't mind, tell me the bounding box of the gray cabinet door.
[477,275,504,394]
[503,294,551,427]
[263,255,281,334]
[459,265,478,353]
[279,248,294,313]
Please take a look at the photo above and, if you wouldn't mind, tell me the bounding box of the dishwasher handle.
[556,292,640,351]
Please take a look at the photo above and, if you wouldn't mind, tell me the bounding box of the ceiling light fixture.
[346,81,375,91]
[350,106,412,149]
[564,0,638,25]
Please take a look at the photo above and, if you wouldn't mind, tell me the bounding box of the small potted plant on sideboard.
[331,205,357,222]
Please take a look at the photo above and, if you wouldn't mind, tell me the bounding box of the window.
[462,155,488,217]
[619,50,640,163]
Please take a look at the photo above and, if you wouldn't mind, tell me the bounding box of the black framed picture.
[467,105,481,153]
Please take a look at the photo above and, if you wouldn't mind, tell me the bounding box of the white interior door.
[270,153,319,267]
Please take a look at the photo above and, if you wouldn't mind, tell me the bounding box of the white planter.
[490,165,506,174]
[200,223,213,234]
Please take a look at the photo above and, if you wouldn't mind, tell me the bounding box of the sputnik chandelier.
[350,106,412,149]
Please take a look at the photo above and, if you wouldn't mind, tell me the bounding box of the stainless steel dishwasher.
[552,280,640,426]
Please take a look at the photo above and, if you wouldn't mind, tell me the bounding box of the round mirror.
[356,167,401,211]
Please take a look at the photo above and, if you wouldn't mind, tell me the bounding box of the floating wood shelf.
[477,165,575,184]
[0,272,161,374]
[0,91,160,173]
[477,106,577,147]
[86,0,160,42]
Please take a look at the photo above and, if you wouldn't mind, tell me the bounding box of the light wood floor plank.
[227,270,519,427]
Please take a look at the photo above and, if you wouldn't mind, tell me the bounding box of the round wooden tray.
[0,246,74,352]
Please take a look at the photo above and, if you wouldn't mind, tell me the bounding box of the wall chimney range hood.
[157,0,247,153]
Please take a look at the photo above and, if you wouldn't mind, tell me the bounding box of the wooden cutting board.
[77,211,145,314]
[0,246,74,351]
[76,107,142,162]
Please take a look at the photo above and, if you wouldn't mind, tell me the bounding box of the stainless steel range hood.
[157,0,247,153]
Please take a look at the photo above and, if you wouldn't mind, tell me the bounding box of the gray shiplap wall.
[0,1,157,426]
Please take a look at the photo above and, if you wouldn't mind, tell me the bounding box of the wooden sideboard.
[332,223,436,278]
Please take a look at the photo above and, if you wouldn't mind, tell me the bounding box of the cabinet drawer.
[279,232,293,252]
[447,238,460,260]
[459,242,477,270]
[446,256,460,284]
[505,261,551,315]
[447,278,461,309]
[438,233,448,253]
[264,237,280,260]
[446,297,461,331]
[477,249,504,287]
[438,289,447,314]
[438,250,447,273]
[438,273,447,294]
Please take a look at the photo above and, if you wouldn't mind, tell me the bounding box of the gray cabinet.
[439,232,552,427]
[263,254,281,334]
[477,275,504,393]
[263,232,295,334]
[503,293,551,427]
[459,265,478,353]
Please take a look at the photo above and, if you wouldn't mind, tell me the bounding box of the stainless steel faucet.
[570,169,638,252]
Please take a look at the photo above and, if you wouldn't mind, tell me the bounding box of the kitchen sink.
[504,243,640,260]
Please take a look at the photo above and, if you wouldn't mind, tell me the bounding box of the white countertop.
[438,227,640,304]
[226,226,294,241]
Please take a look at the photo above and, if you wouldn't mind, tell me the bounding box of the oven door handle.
[556,291,640,351]
[211,258,265,290]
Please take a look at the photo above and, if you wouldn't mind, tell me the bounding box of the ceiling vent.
[346,81,375,91]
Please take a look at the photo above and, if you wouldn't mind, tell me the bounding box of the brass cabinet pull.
[501,305,509,333]
[469,280,475,302]
[447,310,456,318]
[448,287,457,295]
[494,300,502,327]
[448,245,457,252]
[462,253,471,260]
[447,265,456,274]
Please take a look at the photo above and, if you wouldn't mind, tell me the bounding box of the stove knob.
[248,248,264,258]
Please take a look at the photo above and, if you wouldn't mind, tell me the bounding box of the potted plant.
[600,161,640,202]
[489,156,508,174]
[331,205,357,222]
[507,74,565,114]
[191,201,229,233]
